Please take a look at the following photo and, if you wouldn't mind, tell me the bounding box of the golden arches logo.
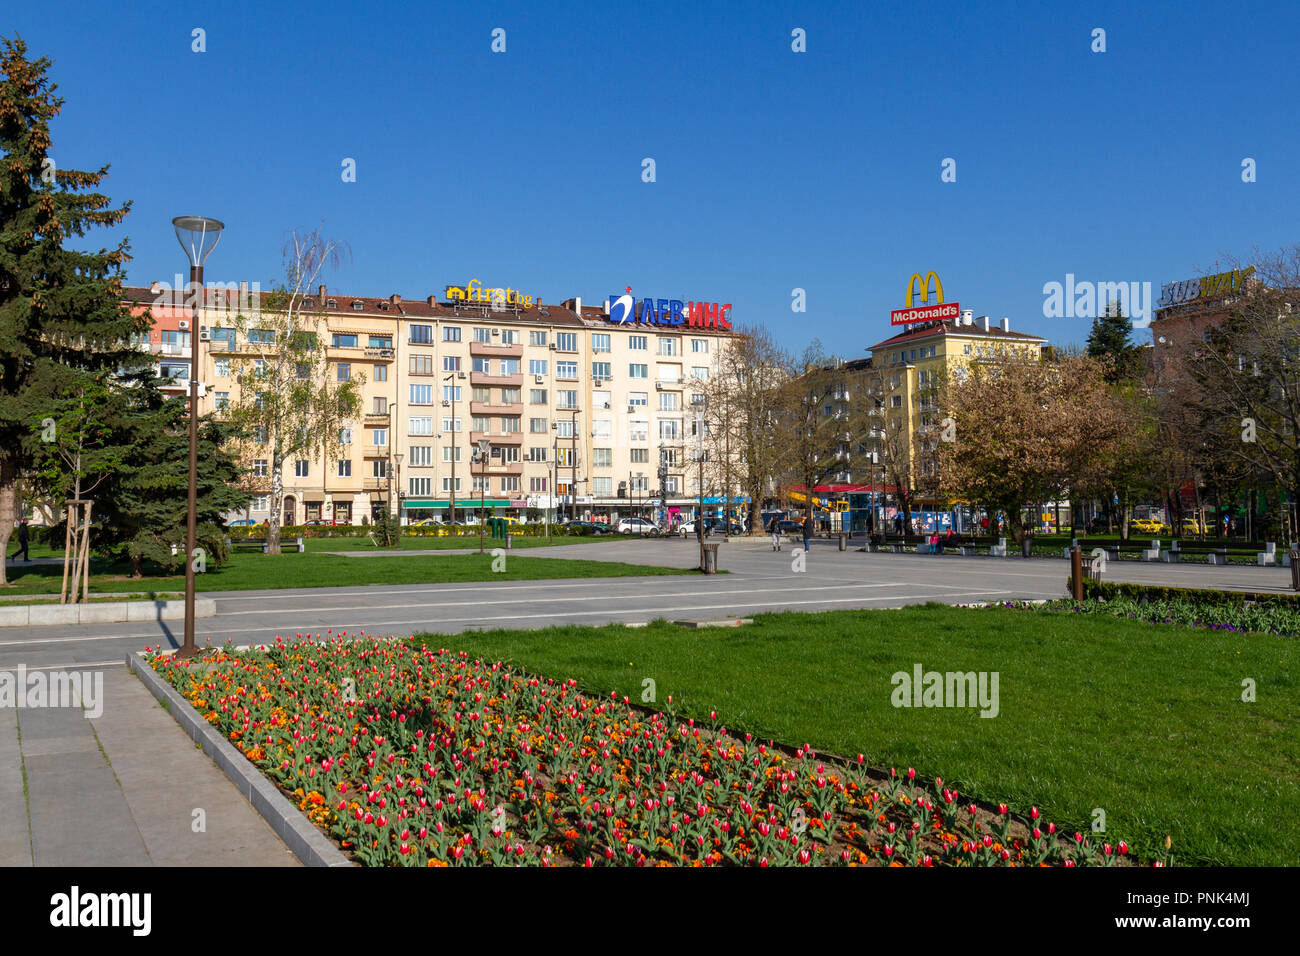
[905,272,944,307]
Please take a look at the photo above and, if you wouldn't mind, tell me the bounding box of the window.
[530,388,547,404]
[664,477,679,494]
[332,333,358,348]
[472,386,491,402]
[441,417,462,432]
[160,362,189,381]
[442,477,463,492]
[592,333,611,353]
[593,477,612,496]
[629,363,648,378]
[214,357,230,377]
[501,329,519,345]
[471,476,489,493]
[529,359,548,375]
[372,460,388,478]
[529,330,548,347]
[630,448,649,464]
[657,364,680,382]
[890,395,902,408]
[690,393,706,407]
[410,477,432,496]
[248,329,274,345]
[499,358,519,375]
[472,357,492,374]
[557,448,575,467]
[410,354,433,374]
[592,362,611,380]
[442,446,463,463]
[408,445,433,467]
[557,390,579,410]
[658,337,678,356]
[629,392,648,407]
[592,419,611,438]
[629,335,647,351]
[252,495,270,511]
[530,418,548,433]
[253,359,267,376]
[337,363,351,381]
[691,366,709,381]
[474,328,492,343]
[372,428,388,447]
[659,420,680,440]
[501,417,521,433]
[252,426,268,443]
[556,332,577,352]
[375,364,387,382]
[338,459,352,477]
[369,335,392,349]
[296,363,310,380]
[557,361,578,378]
[528,447,548,463]
[529,477,548,492]
[294,461,309,478]
[409,416,432,435]
[500,476,520,493]
[500,386,520,404]
[497,445,520,463]
[593,448,612,468]
[556,420,574,439]
[472,415,491,433]
[890,374,902,389]
[443,355,461,372]
[659,392,679,411]
[160,330,189,349]
[410,384,433,404]
[443,385,462,402]
[215,391,230,410]
[339,427,353,445]
[691,339,709,353]
[630,420,648,441]
[253,459,268,478]
[443,326,461,342]
[210,326,235,344]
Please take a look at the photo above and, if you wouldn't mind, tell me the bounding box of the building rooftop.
[868,317,1045,352]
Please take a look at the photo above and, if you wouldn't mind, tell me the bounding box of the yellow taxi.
[1131,518,1168,535]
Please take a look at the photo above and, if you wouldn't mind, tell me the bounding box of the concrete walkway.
[0,664,299,867]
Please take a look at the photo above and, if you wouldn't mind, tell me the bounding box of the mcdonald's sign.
[891,271,960,326]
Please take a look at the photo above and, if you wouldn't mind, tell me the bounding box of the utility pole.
[444,371,458,526]
[570,409,579,522]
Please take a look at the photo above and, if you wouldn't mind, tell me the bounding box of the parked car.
[617,517,658,534]
[412,517,444,526]
[303,519,338,526]
[1131,518,1168,535]
[228,519,264,527]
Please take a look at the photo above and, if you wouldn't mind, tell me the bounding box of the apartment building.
[124,282,738,525]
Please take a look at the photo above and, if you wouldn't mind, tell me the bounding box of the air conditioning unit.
[198,326,211,342]
[551,422,559,430]
[178,320,189,330]
[548,343,557,350]
[593,379,603,387]
[627,404,636,412]
[441,400,450,407]
[457,371,467,379]
[535,374,544,384]
[655,383,664,390]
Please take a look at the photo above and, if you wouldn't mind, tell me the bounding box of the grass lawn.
[414,604,1298,866]
[0,550,693,596]
[300,533,643,552]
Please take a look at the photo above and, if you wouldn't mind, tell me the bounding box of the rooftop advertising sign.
[1155,267,1255,310]
[890,271,959,326]
[605,287,732,329]
[446,280,538,309]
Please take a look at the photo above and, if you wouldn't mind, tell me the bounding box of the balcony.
[470,431,523,445]
[469,461,524,476]
[362,445,389,458]
[364,412,390,424]
[469,401,523,416]
[470,371,523,388]
[363,478,390,491]
[468,341,523,358]
[364,347,394,360]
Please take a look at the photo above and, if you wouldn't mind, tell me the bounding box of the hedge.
[1079,578,1300,608]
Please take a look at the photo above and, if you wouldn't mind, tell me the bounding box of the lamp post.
[171,216,223,661]
[474,438,491,554]
[393,452,404,546]
[443,372,458,526]
[570,409,580,522]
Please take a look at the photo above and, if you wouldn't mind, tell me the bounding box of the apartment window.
[296,363,310,380]
[530,388,547,404]
[556,420,574,439]
[443,355,461,372]
[215,391,229,410]
[501,417,521,433]
[963,344,973,355]
[500,476,520,493]
[630,420,648,441]
[375,364,387,382]
[441,417,462,432]
[664,477,679,494]
[528,447,548,463]
[557,390,578,409]
[332,333,358,348]
[592,419,611,438]
[409,415,432,435]
[443,326,461,342]
[530,417,548,433]
[503,388,524,406]
[501,329,519,345]
[294,461,309,478]
[253,459,268,478]
[592,362,611,380]
[410,477,432,496]
[247,329,274,345]
[629,364,648,378]
[556,332,577,352]
[557,448,575,467]
[443,385,462,402]
[442,477,462,492]
[529,476,548,492]
[891,395,902,408]
[657,337,677,356]
[338,459,352,477]
[659,420,680,440]
[499,358,519,375]
[252,495,270,511]
[372,460,388,478]
[593,448,612,468]
[592,333,611,353]
[529,359,548,376]
[629,476,649,492]
[660,448,678,466]
[410,384,433,405]
[411,354,433,375]
[593,477,612,496]
[372,428,388,446]
[890,374,902,389]
[629,335,647,351]
[629,392,648,407]
[339,427,353,445]
[472,357,492,374]
[630,448,649,463]
[472,416,491,433]
[471,476,489,493]
[657,364,680,382]
[160,362,189,381]
[498,445,521,463]
[557,361,578,378]
[691,366,709,381]
[368,335,392,349]
[691,339,709,353]
[472,386,491,403]
[214,357,230,377]
[209,326,234,344]
[690,393,706,407]
[474,328,492,343]
[659,393,679,411]
[337,363,350,381]
[442,446,463,463]
[407,445,432,467]
[529,330,548,347]
[252,426,267,444]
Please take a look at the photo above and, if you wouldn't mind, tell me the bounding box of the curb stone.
[126,650,353,868]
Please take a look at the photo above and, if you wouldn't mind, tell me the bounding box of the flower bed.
[998,590,1300,638]
[146,635,1149,867]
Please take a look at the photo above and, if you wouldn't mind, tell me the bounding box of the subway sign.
[606,287,732,329]
[1156,266,1255,310]
[890,270,959,326]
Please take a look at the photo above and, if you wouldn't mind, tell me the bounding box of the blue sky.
[10,0,1299,355]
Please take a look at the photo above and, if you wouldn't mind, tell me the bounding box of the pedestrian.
[802,514,813,552]
[9,519,30,562]
[769,514,782,551]
[1228,516,1237,539]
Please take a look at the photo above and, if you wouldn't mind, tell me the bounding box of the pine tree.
[0,36,147,585]
[1086,301,1140,382]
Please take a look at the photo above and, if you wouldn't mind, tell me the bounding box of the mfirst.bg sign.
[606,288,732,329]
[445,280,539,309]
[1155,266,1255,310]
[890,271,960,326]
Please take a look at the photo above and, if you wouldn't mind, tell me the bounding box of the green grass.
[299,533,644,552]
[0,591,183,606]
[413,604,1298,866]
[0,549,693,596]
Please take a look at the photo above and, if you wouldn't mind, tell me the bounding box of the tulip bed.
[146,635,1145,867]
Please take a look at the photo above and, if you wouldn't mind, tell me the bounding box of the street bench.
[226,535,305,554]
[1162,542,1231,565]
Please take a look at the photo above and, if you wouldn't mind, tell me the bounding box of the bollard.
[1291,549,1300,590]
[839,534,847,552]
[506,533,513,550]
[1070,546,1083,600]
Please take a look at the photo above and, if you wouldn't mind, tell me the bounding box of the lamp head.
[172,216,225,267]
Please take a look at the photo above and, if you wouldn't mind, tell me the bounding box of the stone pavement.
[0,664,299,867]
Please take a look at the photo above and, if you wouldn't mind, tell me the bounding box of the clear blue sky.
[10,0,1299,355]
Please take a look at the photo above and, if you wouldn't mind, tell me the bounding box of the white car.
[617,517,658,534]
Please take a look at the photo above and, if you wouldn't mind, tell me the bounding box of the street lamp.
[171,215,223,661]
[443,372,459,527]
[393,452,404,546]
[473,438,491,554]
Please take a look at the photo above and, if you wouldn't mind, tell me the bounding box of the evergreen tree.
[0,36,147,585]
[1086,301,1141,382]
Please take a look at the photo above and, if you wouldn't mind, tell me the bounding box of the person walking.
[802,514,813,552]
[9,519,30,563]
[769,514,782,551]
